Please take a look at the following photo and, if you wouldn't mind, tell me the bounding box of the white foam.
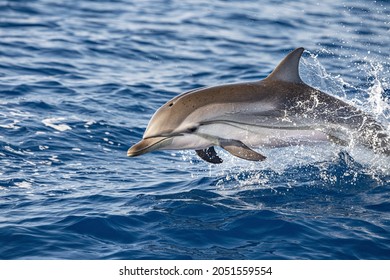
[42,117,72,131]
[49,155,60,162]
[15,181,32,189]
[0,120,20,129]
[84,120,95,128]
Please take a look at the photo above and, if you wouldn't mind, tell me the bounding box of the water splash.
[302,49,390,125]
[179,49,390,189]
[301,49,359,100]
[366,61,390,125]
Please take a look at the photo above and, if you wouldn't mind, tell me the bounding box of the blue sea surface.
[0,0,389,259]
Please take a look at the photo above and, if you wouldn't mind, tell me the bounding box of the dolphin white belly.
[196,122,330,148]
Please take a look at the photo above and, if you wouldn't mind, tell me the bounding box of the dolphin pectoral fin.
[195,147,223,164]
[220,140,266,161]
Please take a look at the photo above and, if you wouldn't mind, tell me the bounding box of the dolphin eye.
[187,126,198,133]
[168,103,174,107]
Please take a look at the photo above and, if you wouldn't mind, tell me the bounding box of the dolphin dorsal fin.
[266,47,304,83]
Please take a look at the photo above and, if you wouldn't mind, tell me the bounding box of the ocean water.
[0,0,389,260]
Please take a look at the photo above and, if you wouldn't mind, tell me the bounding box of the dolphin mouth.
[127,137,171,157]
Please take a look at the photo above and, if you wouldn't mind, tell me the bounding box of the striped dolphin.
[127,48,389,164]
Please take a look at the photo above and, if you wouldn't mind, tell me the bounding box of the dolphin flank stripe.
[128,48,389,163]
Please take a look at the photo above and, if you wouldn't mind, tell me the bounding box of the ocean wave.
[0,0,389,260]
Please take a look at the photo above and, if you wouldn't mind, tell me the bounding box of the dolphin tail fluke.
[220,139,266,162]
[196,147,223,164]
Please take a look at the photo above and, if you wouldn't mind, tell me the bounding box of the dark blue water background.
[0,0,389,259]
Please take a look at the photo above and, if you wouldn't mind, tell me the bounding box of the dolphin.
[127,47,389,164]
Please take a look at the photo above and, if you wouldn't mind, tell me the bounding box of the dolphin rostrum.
[127,47,389,164]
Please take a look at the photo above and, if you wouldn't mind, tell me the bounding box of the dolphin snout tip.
[127,147,136,157]
[127,137,168,157]
[127,143,145,157]
[127,141,145,157]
